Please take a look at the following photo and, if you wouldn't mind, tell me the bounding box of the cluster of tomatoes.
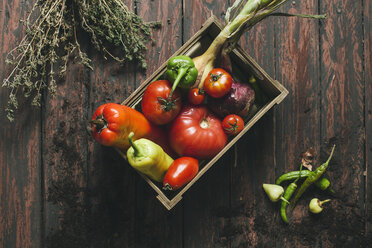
[142,67,244,158]
[140,67,245,190]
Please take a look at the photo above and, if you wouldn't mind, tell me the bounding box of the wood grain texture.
[43,63,90,248]
[273,1,322,247]
[274,0,321,178]
[137,0,183,76]
[0,0,42,247]
[319,0,366,247]
[183,0,229,40]
[364,0,372,241]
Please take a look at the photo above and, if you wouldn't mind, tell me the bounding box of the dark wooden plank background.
[0,0,371,247]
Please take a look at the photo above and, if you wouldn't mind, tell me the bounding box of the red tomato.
[163,157,199,190]
[168,105,228,159]
[222,114,244,135]
[203,68,233,98]
[141,80,182,125]
[188,88,205,105]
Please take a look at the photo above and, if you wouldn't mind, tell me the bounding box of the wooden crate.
[119,16,288,210]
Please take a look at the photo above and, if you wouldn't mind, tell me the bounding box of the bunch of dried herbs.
[2,0,160,121]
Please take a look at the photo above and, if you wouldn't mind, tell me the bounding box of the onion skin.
[208,80,255,118]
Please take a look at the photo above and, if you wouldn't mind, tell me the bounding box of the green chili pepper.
[315,177,334,193]
[291,145,336,210]
[280,164,303,224]
[276,170,333,192]
[166,55,198,98]
[276,170,311,184]
[127,132,174,182]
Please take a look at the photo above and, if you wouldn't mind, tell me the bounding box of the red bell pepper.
[90,103,168,151]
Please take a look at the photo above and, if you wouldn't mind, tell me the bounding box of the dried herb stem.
[2,0,160,121]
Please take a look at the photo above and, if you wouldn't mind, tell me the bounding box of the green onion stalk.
[192,0,326,88]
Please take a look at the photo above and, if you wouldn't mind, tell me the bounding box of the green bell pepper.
[127,132,174,182]
[166,55,198,98]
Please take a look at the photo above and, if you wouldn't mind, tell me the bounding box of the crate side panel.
[318,0,366,246]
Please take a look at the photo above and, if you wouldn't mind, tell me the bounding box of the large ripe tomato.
[203,68,233,98]
[168,105,228,159]
[188,88,205,105]
[141,80,182,125]
[222,114,244,135]
[163,157,199,191]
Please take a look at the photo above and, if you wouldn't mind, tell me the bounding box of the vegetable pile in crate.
[90,16,288,210]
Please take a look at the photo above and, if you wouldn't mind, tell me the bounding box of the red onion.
[208,80,255,118]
